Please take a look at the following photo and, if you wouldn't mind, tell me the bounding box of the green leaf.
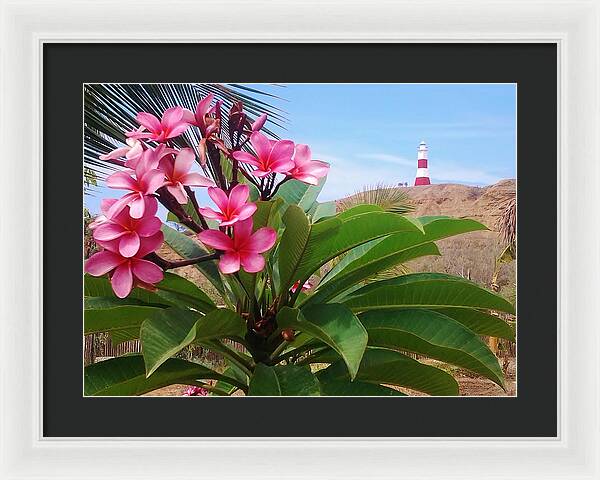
[305,242,441,306]
[295,210,423,286]
[319,379,406,396]
[322,216,485,285]
[318,348,459,396]
[248,364,321,396]
[277,305,367,380]
[275,177,325,211]
[252,199,284,230]
[342,273,515,314]
[307,201,336,222]
[84,300,162,342]
[277,205,312,293]
[141,307,246,376]
[360,309,504,387]
[435,308,515,341]
[161,225,225,295]
[154,272,216,313]
[212,364,249,396]
[84,355,241,396]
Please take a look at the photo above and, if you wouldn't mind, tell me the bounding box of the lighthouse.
[414,141,431,186]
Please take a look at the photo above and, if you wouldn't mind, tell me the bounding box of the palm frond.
[496,196,516,248]
[84,83,287,186]
[337,183,415,214]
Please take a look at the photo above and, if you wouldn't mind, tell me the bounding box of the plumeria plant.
[84,94,515,396]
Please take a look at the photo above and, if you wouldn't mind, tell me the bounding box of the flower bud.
[281,328,295,342]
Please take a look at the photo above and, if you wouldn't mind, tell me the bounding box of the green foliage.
[85,187,515,396]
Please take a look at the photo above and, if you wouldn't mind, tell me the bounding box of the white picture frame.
[1,0,599,478]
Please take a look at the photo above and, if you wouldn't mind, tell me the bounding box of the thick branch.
[156,187,203,233]
[147,252,220,270]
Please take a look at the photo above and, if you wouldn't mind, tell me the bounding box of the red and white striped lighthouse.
[414,140,431,186]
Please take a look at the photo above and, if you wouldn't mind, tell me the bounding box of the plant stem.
[184,186,209,229]
[268,176,291,199]
[147,252,219,270]
[156,187,203,233]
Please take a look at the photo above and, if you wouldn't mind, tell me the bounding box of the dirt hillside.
[399,179,516,295]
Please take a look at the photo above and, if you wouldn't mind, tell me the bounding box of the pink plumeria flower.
[99,138,144,167]
[182,94,222,138]
[182,386,208,396]
[232,132,295,178]
[85,231,164,298]
[288,144,330,186]
[198,184,257,227]
[92,199,162,257]
[88,198,120,230]
[198,218,276,274]
[290,280,313,293]
[105,152,166,219]
[158,148,215,204]
[126,106,190,142]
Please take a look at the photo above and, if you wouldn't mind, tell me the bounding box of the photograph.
[83,83,517,397]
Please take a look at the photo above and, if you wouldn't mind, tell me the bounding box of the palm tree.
[84,83,286,192]
[337,183,415,215]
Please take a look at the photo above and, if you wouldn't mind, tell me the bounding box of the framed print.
[1,0,599,479]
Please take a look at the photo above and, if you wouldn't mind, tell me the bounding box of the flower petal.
[291,173,319,185]
[232,203,257,221]
[195,94,214,120]
[85,251,125,276]
[166,183,188,204]
[228,184,250,211]
[232,218,254,250]
[197,207,223,220]
[106,171,139,191]
[137,231,164,257]
[269,140,294,165]
[132,258,164,284]
[106,193,136,219]
[93,223,126,241]
[218,252,241,274]
[240,252,266,273]
[161,106,184,129]
[136,112,161,132]
[248,227,277,253]
[198,229,233,251]
[293,144,311,166]
[166,123,189,139]
[100,198,118,216]
[119,231,141,257]
[136,216,162,237]
[99,146,130,161]
[232,151,260,167]
[250,132,271,161]
[269,158,295,174]
[207,187,230,213]
[129,194,146,219]
[172,148,195,178]
[111,262,134,298]
[179,172,215,188]
[140,169,166,195]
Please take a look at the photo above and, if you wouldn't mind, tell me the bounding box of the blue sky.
[86,83,516,212]
[254,83,516,201]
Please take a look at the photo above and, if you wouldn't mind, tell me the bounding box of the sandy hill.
[395,179,516,296]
